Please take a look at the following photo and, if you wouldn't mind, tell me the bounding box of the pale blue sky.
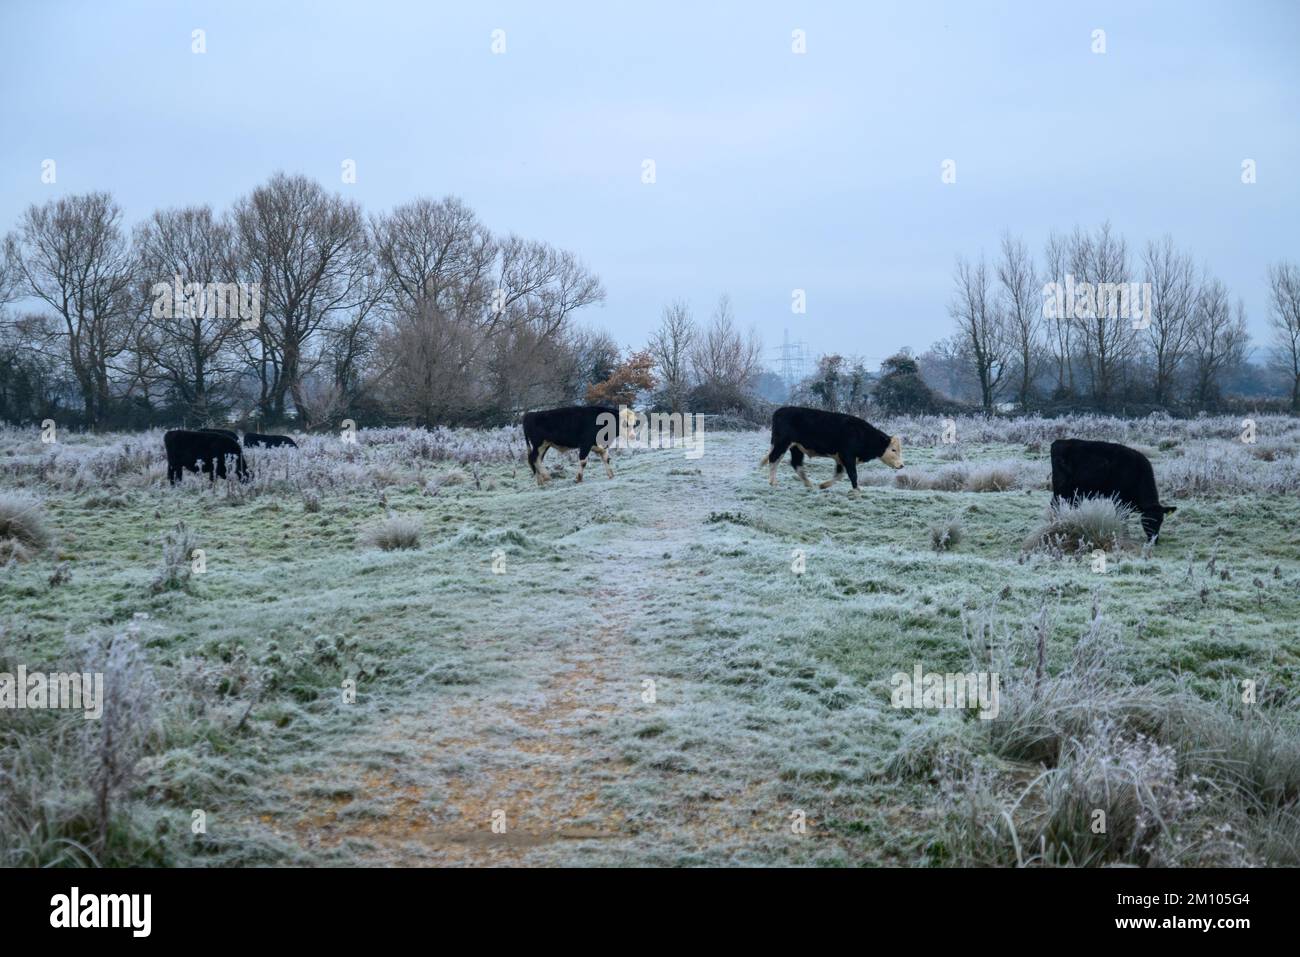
[2,0,1297,366]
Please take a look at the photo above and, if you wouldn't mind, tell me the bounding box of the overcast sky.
[2,0,1297,369]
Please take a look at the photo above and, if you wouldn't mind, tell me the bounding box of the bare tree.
[1068,222,1136,408]
[370,196,494,322]
[1042,230,1074,396]
[996,233,1040,409]
[690,294,763,394]
[1188,278,1248,409]
[10,193,139,427]
[949,255,1008,411]
[1267,261,1300,412]
[1142,236,1198,407]
[232,173,373,425]
[648,299,696,411]
[133,206,244,422]
[369,198,603,422]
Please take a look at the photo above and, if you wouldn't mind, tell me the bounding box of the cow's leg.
[534,442,552,484]
[595,445,614,478]
[844,457,860,493]
[764,440,791,486]
[527,442,543,483]
[168,462,180,486]
[575,446,592,483]
[790,446,814,488]
[819,457,846,490]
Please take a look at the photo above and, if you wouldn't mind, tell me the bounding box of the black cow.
[762,406,903,491]
[243,431,297,449]
[164,429,249,486]
[199,428,240,442]
[1050,438,1176,542]
[522,405,634,485]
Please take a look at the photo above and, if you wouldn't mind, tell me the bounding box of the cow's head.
[879,435,904,470]
[619,406,639,443]
[1140,504,1176,542]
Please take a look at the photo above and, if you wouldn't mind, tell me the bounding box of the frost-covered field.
[2,415,1299,867]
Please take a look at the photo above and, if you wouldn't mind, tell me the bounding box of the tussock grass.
[360,514,422,550]
[150,522,200,593]
[1023,497,1134,555]
[929,517,963,552]
[0,492,50,554]
[914,604,1300,866]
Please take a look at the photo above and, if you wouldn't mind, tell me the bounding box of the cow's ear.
[1163,506,1177,515]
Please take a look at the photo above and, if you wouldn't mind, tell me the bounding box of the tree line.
[3,180,1298,430]
[926,224,1300,414]
[0,174,777,431]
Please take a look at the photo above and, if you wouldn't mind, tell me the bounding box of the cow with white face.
[761,406,903,492]
[522,405,628,485]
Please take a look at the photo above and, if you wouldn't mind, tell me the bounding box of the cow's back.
[1051,438,1158,507]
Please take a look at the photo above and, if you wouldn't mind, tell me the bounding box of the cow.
[1050,438,1176,542]
[163,429,249,486]
[522,406,636,485]
[243,431,297,449]
[762,406,903,491]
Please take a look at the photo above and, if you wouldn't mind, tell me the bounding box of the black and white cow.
[762,406,903,491]
[164,429,249,485]
[522,406,635,485]
[1050,438,1176,542]
[243,431,297,449]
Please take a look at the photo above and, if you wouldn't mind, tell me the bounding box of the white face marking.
[880,436,904,470]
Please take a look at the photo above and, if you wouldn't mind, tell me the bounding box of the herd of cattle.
[163,404,1177,543]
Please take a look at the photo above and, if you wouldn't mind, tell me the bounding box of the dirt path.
[283,449,730,865]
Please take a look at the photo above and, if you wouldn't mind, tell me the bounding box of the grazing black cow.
[1050,438,1176,542]
[243,431,297,449]
[164,429,249,486]
[199,428,240,442]
[762,406,903,491]
[522,405,635,485]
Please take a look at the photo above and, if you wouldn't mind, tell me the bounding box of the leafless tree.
[1042,230,1074,396]
[1267,261,1300,412]
[1068,223,1136,408]
[949,254,1008,411]
[133,206,244,422]
[232,173,373,425]
[648,299,696,411]
[690,294,763,393]
[1141,236,1198,407]
[996,233,1040,408]
[369,197,603,422]
[370,196,494,322]
[1188,278,1248,409]
[371,306,479,425]
[9,193,139,427]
